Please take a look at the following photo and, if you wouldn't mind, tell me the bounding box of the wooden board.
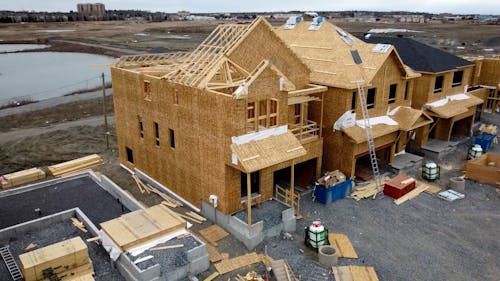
[214,252,262,274]
[47,154,103,177]
[394,183,429,205]
[328,233,358,259]
[423,183,442,194]
[204,272,220,281]
[100,204,186,251]
[1,168,46,189]
[199,225,229,246]
[333,266,379,281]
[205,242,229,263]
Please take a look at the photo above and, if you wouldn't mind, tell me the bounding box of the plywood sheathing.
[391,107,433,131]
[424,94,484,119]
[333,266,380,281]
[198,225,229,247]
[112,17,322,214]
[231,132,307,173]
[328,233,358,259]
[100,204,186,251]
[341,124,399,144]
[275,21,419,90]
[214,252,262,274]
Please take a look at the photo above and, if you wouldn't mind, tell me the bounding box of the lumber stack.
[19,237,94,281]
[1,168,46,189]
[350,176,390,201]
[47,154,103,177]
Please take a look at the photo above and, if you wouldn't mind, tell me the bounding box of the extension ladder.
[356,81,382,195]
[0,246,24,281]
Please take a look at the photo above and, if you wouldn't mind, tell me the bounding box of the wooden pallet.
[199,225,229,246]
[328,233,358,259]
[214,252,261,274]
[270,259,298,281]
[333,266,379,281]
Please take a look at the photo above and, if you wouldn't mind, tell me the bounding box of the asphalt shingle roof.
[362,36,473,73]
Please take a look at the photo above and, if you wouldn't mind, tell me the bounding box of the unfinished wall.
[473,58,500,86]
[227,19,310,90]
[412,66,474,109]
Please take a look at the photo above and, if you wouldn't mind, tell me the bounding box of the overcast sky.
[2,0,499,14]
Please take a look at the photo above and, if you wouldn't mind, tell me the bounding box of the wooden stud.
[247,172,252,226]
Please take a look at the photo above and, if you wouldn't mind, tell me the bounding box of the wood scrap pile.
[131,174,183,208]
[350,176,390,201]
[214,252,262,274]
[71,217,88,233]
[1,168,46,189]
[47,154,103,177]
[479,124,498,144]
[177,211,207,224]
[317,170,346,187]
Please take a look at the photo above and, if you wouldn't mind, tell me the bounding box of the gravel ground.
[0,220,124,281]
[0,175,129,229]
[234,200,288,229]
[129,235,201,274]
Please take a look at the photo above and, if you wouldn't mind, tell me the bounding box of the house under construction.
[111,18,326,219]
[275,19,433,178]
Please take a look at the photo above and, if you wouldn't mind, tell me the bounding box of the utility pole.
[102,73,110,149]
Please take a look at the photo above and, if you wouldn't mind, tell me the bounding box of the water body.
[0,51,114,103]
[0,44,49,52]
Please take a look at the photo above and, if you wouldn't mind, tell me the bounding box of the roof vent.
[308,16,324,31]
[285,16,303,30]
[335,27,354,45]
[373,44,391,53]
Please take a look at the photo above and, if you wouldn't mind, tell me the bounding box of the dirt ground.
[1,19,498,58]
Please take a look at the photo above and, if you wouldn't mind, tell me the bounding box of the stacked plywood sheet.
[100,204,187,252]
[1,168,46,189]
[19,237,94,281]
[47,155,103,177]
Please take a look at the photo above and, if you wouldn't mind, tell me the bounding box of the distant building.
[177,10,190,19]
[77,3,105,20]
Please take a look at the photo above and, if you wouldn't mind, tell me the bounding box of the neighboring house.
[363,36,487,142]
[472,57,500,112]
[276,19,431,179]
[111,18,326,219]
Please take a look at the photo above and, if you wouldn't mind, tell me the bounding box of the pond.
[0,44,49,52]
[0,51,114,104]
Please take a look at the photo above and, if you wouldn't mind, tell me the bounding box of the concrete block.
[188,254,210,276]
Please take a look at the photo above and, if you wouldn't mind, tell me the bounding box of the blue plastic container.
[314,179,353,204]
[474,132,495,152]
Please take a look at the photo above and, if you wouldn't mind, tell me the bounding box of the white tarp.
[426,93,470,108]
[127,229,189,257]
[333,110,356,130]
[356,115,398,128]
[231,125,288,145]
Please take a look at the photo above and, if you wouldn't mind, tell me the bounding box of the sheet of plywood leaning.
[19,237,93,281]
[1,168,46,189]
[100,204,187,251]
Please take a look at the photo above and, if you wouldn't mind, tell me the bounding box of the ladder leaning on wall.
[356,81,382,197]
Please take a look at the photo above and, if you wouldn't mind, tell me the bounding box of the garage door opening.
[354,144,392,180]
[274,158,317,193]
[451,115,473,139]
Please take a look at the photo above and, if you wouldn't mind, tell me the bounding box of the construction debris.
[24,243,37,251]
[199,225,229,246]
[270,259,299,281]
[214,252,262,274]
[236,271,264,281]
[149,244,184,251]
[85,237,100,243]
[131,174,183,207]
[465,152,499,185]
[438,189,465,202]
[204,272,220,281]
[47,154,103,177]
[317,170,346,187]
[383,174,416,199]
[394,182,430,205]
[332,266,379,281]
[0,168,46,189]
[350,177,390,201]
[71,217,88,233]
[328,233,358,259]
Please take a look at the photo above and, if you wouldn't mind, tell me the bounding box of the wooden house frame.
[473,57,500,112]
[276,20,431,178]
[111,18,326,224]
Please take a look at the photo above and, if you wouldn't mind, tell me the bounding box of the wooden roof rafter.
[114,52,189,68]
[161,22,256,87]
[204,57,251,90]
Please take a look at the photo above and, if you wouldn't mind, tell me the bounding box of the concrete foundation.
[391,152,424,173]
[201,200,296,250]
[420,139,462,160]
